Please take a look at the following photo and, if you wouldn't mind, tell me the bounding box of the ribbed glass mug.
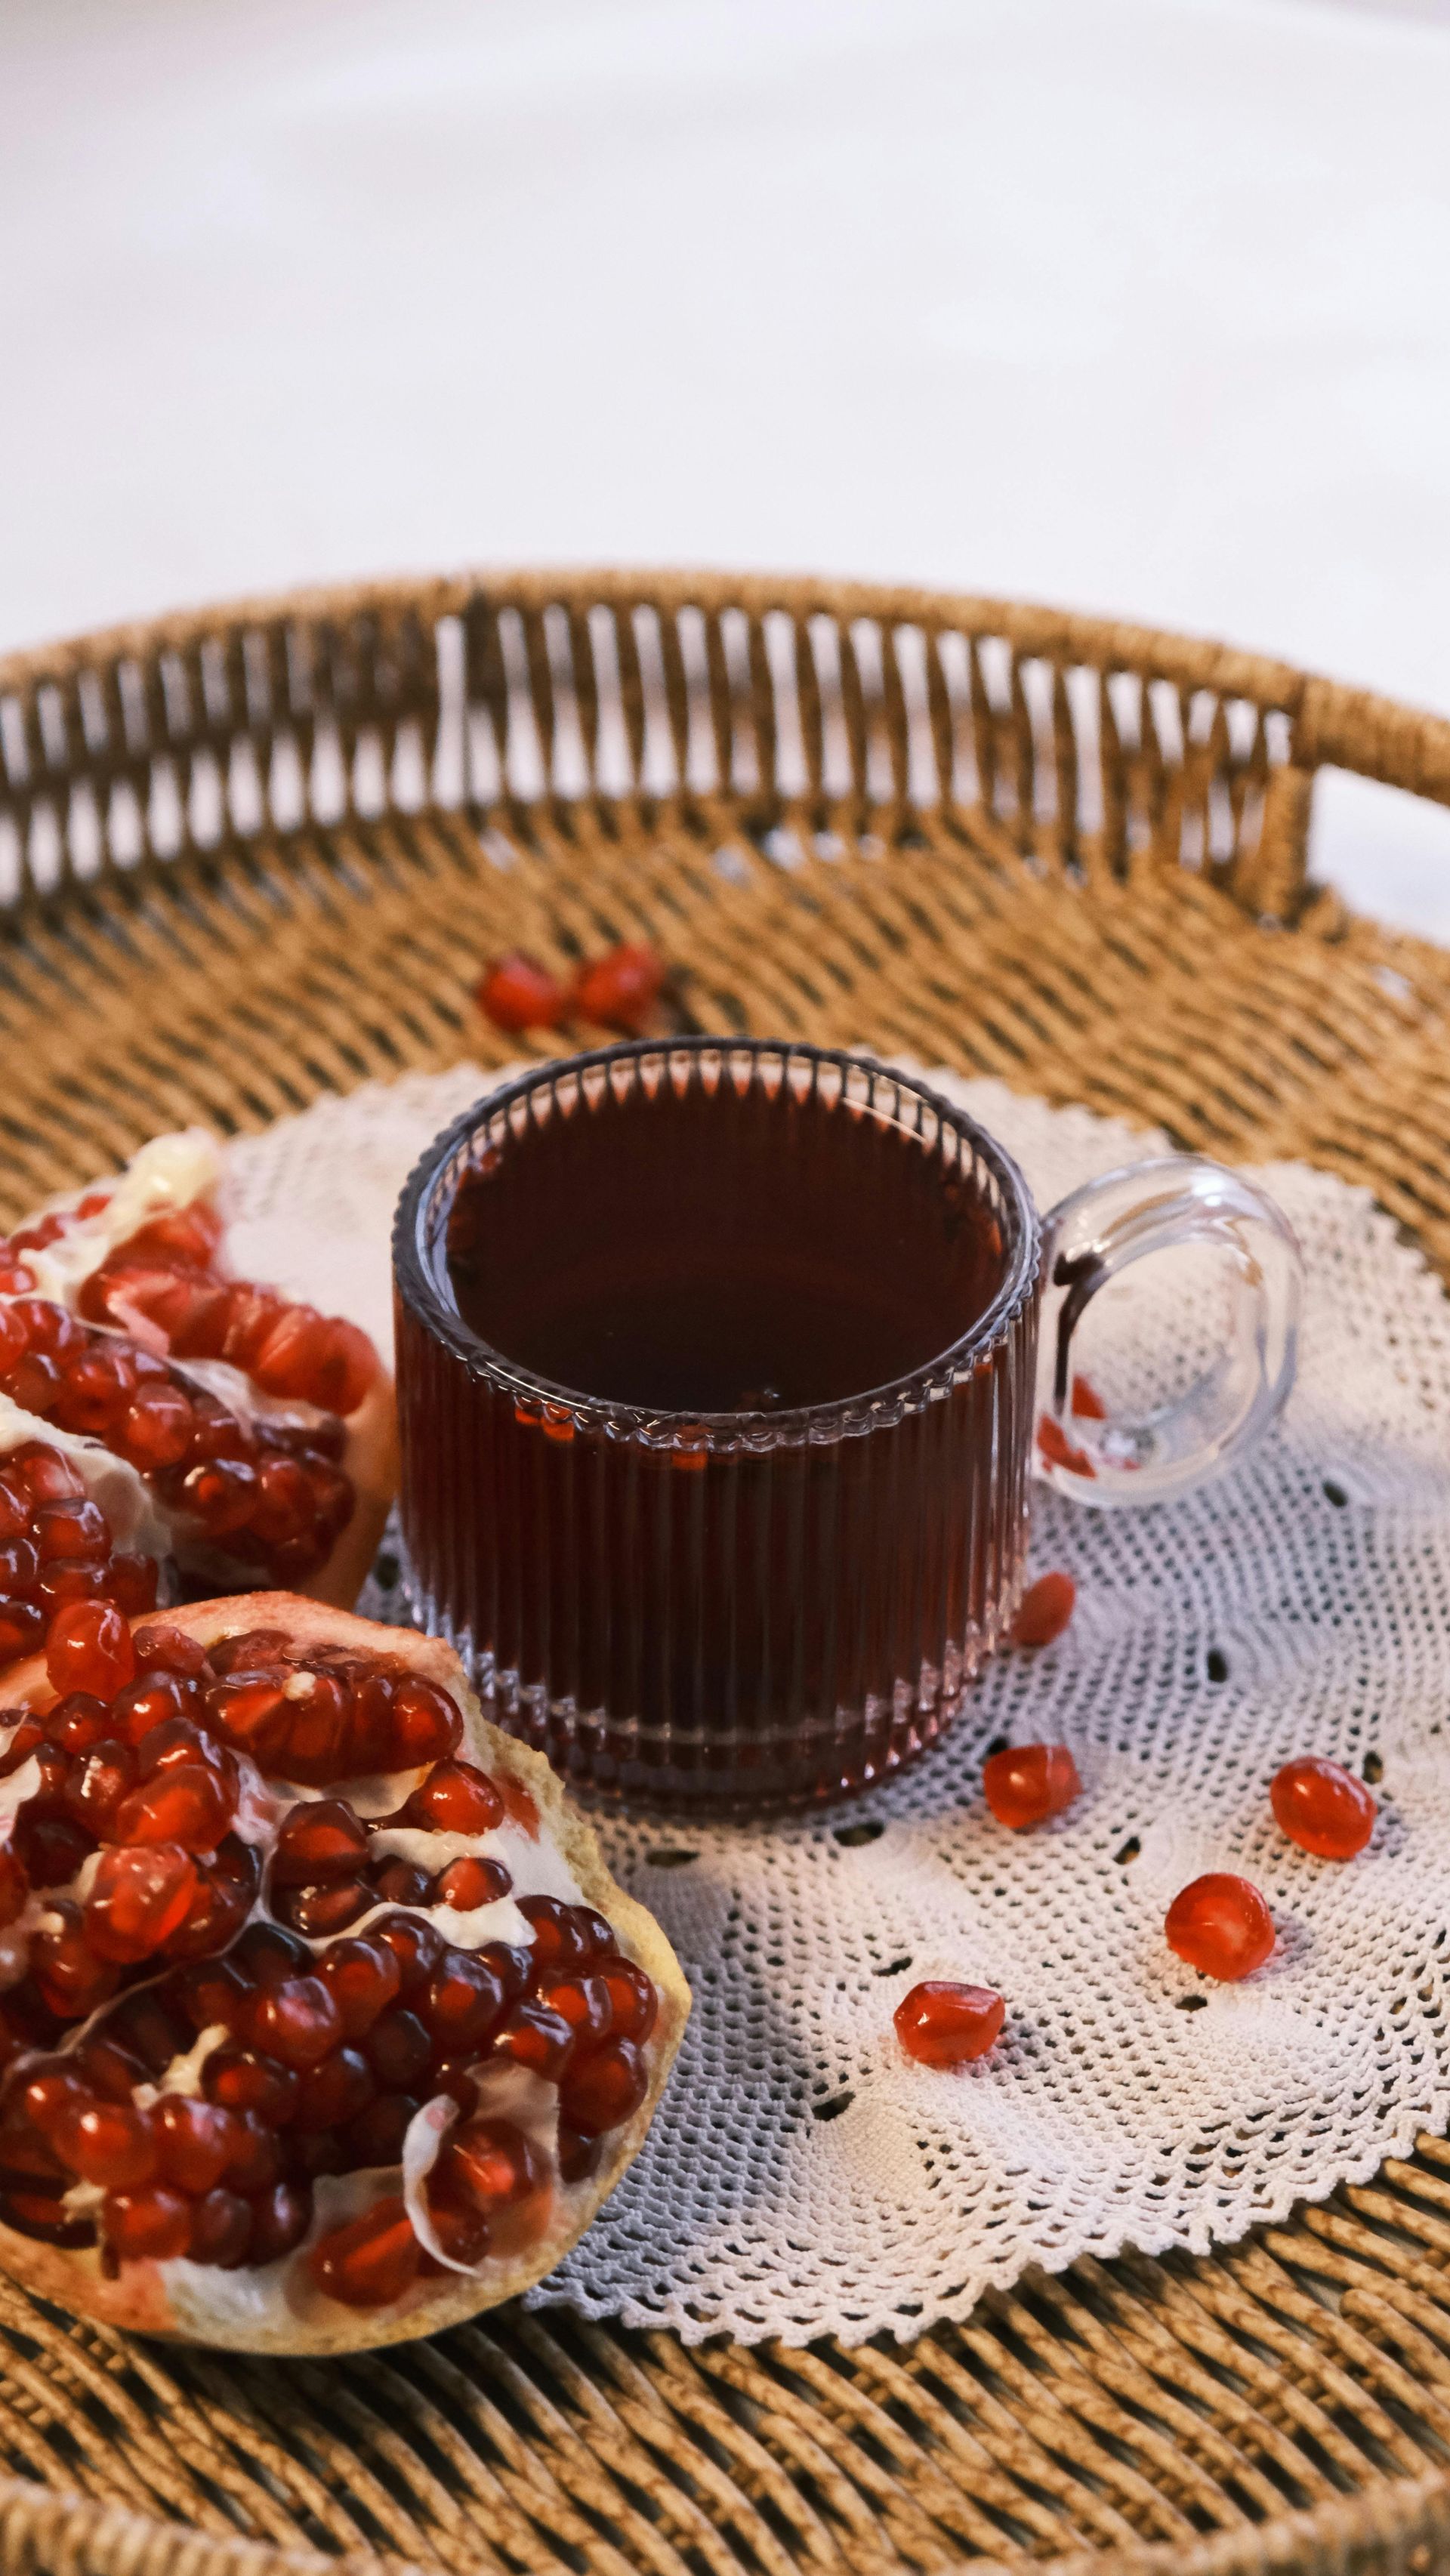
[393,1043,1300,1812]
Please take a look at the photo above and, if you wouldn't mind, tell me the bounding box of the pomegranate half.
[0,1134,395,1611]
[0,1596,688,2351]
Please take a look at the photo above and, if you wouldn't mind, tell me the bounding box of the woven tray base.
[2,572,1450,2576]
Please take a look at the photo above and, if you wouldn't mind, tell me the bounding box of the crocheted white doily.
[222,1063,1450,2348]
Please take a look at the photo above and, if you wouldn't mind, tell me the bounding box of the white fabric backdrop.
[2,0,1449,933]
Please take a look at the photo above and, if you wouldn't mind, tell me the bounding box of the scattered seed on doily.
[1114,1837,1141,1865]
[1206,1648,1229,1683]
[834,1821,884,1848]
[1324,1479,1350,1507]
[811,2091,855,2122]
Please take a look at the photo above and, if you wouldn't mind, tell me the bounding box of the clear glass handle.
[1035,1156,1303,1507]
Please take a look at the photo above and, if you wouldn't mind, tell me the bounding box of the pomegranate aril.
[405,1760,504,1834]
[559,2038,648,2136]
[538,1973,612,2047]
[31,1496,108,1562]
[223,2112,281,2194]
[188,2186,251,2266]
[0,1597,45,1660]
[424,2199,491,2268]
[432,1856,511,1911]
[0,1537,39,1592]
[372,1916,443,1996]
[595,1957,658,2045]
[103,2183,190,2261]
[894,1981,1006,2068]
[423,1951,506,2049]
[983,1743,1082,1831]
[557,2125,602,2186]
[363,2007,432,2090]
[169,1953,253,2034]
[85,1843,199,1963]
[66,2102,159,2189]
[133,1624,212,1681]
[346,2093,418,2167]
[246,2180,311,2265]
[1165,1874,1275,1982]
[204,1670,292,1766]
[1010,1570,1078,1647]
[78,2033,147,2102]
[22,2068,91,2145]
[153,2096,239,2193]
[211,1628,292,1677]
[116,1674,196,1745]
[0,2191,94,2247]
[272,1799,368,1886]
[1270,1756,1376,1860]
[113,1763,236,1853]
[251,1976,344,2069]
[180,1458,258,1537]
[276,1879,372,1939]
[106,1554,159,1616]
[1037,1418,1096,1478]
[372,1859,431,1908]
[572,942,665,1034]
[121,1389,194,1470]
[162,1852,256,1963]
[56,1349,137,1438]
[389,1677,463,1769]
[0,1716,44,1776]
[310,2192,421,2308]
[317,1935,401,2037]
[205,2048,300,2124]
[32,1906,119,2017]
[476,951,572,1034]
[440,2115,545,2213]
[0,1842,26,1930]
[47,1692,111,1755]
[430,2056,480,2112]
[236,1921,312,1988]
[46,1599,135,1699]
[2,1354,60,1415]
[568,1906,615,1959]
[292,2045,375,2131]
[108,1992,190,2077]
[497,2001,575,2083]
[63,1738,136,1837]
[37,1556,110,1612]
[517,1895,588,1974]
[1071,1372,1108,1419]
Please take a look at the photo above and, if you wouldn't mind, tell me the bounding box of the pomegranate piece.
[475,952,572,1035]
[1165,1874,1276,1982]
[895,1981,1006,2068]
[983,1743,1081,1831]
[1270,1757,1376,1861]
[572,942,665,1035]
[1009,1572,1077,1649]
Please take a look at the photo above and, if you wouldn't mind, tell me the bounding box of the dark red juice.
[394,1045,1038,1810]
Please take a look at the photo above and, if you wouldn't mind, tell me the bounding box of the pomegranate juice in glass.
[394,1042,1300,1811]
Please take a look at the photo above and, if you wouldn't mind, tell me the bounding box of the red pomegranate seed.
[1010,1572,1077,1649]
[272,1800,369,1886]
[308,2194,421,2307]
[557,2125,602,2186]
[204,2048,299,2123]
[373,1914,444,1994]
[439,2117,544,2214]
[429,2056,480,2112]
[0,1843,29,1930]
[497,2001,575,2083]
[425,2200,491,2267]
[432,1856,511,1911]
[404,1760,504,1834]
[118,1674,197,1744]
[288,2127,348,2180]
[251,1977,344,2069]
[46,1600,135,1699]
[345,2094,418,2166]
[85,1843,199,1962]
[1165,1874,1276,1982]
[274,1878,372,1938]
[246,2180,311,2265]
[163,1849,256,1962]
[1270,1757,1376,1861]
[497,1773,539,1837]
[31,1908,120,2018]
[181,1458,259,1537]
[169,1951,252,2034]
[235,1922,312,1989]
[63,1741,137,1837]
[22,2068,89,2146]
[105,1554,159,1617]
[0,1597,44,1660]
[476,952,572,1034]
[315,1936,402,2038]
[421,1951,506,2049]
[0,1716,45,1778]
[272,1671,349,1781]
[133,1624,211,1681]
[204,1671,292,1767]
[66,2102,159,2189]
[153,2097,239,2194]
[189,2187,251,2266]
[894,1981,1006,2068]
[538,1973,612,2047]
[292,2045,375,2132]
[1037,1418,1096,1479]
[48,1691,111,1754]
[517,1894,587,1974]
[103,2184,191,2262]
[1071,1373,1107,1419]
[572,942,665,1034]
[595,1958,658,2045]
[479,1940,533,2006]
[388,1677,463,1769]
[78,2034,147,2102]
[362,2008,432,2090]
[372,1858,430,1908]
[113,1763,236,1853]
[110,1991,189,2075]
[222,2113,281,2195]
[559,2037,649,2137]
[983,1743,1082,1831]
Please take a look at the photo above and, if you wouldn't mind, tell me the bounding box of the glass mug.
[393,1042,1301,1812]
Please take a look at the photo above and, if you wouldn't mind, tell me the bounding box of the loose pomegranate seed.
[85,1843,199,1962]
[404,1760,504,1834]
[594,1957,658,2045]
[153,2097,239,2193]
[1270,1757,1376,1861]
[894,1982,1006,2068]
[247,2180,311,2264]
[308,2193,421,2307]
[432,1856,511,1912]
[572,942,665,1034]
[46,1600,135,1699]
[1071,1373,1107,1419]
[65,2102,159,2189]
[103,2184,191,2261]
[272,1800,369,1886]
[1165,1874,1276,1982]
[497,2001,575,2083]
[1037,1418,1096,1479]
[560,2038,649,2137]
[983,1743,1082,1831]
[1010,1572,1077,1649]
[476,952,572,1034]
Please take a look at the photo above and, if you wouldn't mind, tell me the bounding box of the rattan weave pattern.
[2,570,1450,2576]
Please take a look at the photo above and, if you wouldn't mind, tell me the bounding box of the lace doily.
[223,1063,1450,2347]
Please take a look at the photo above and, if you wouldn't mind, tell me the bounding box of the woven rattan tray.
[3,569,1450,2576]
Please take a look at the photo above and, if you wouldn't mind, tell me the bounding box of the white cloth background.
[224,1066,1450,2344]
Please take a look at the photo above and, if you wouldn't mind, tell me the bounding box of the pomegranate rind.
[0,1595,690,2354]
[298,1371,397,1613]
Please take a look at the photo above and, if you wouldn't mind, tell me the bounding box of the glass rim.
[393,1038,1042,1439]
